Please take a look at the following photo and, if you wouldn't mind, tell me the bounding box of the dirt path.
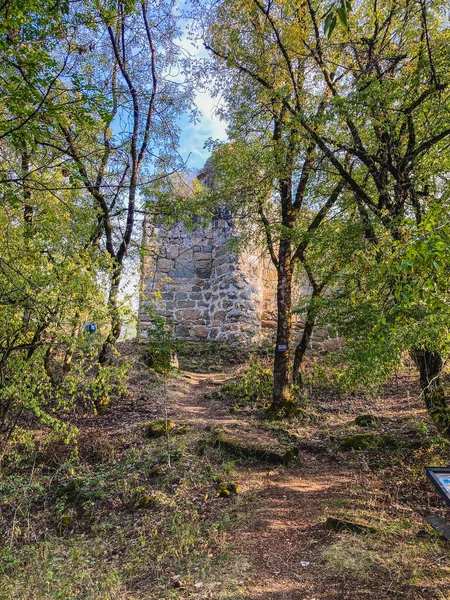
[167,371,357,600]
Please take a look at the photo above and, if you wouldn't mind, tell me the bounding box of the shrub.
[215,360,273,409]
[142,310,179,374]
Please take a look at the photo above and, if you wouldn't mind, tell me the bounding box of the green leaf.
[324,12,337,38]
[337,6,348,30]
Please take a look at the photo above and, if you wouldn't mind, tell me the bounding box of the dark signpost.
[425,467,450,540]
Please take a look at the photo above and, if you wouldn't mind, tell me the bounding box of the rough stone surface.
[145,419,174,439]
[354,414,379,428]
[139,202,269,343]
[139,161,341,347]
[339,433,374,451]
[325,517,377,534]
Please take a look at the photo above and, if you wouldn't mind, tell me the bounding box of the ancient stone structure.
[139,203,276,344]
[139,162,340,350]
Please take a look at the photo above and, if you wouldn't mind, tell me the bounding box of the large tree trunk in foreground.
[412,348,450,439]
[269,241,297,417]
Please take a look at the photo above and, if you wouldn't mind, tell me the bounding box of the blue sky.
[174,5,228,172]
[177,92,227,172]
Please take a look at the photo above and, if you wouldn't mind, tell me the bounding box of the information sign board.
[426,467,450,508]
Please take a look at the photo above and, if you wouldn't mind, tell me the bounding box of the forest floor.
[2,341,450,599]
[166,362,450,600]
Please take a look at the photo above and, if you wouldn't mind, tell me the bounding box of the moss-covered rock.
[325,517,377,534]
[211,426,298,464]
[145,419,174,439]
[354,414,379,428]
[376,433,397,450]
[339,433,374,451]
[174,424,191,436]
[340,429,398,452]
[216,481,241,498]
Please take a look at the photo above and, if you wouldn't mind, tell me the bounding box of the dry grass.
[3,345,450,599]
[0,344,249,599]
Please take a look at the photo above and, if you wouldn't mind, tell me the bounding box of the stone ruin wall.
[139,208,341,351]
[139,207,266,345]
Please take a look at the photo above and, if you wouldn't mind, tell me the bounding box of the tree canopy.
[194,0,450,427]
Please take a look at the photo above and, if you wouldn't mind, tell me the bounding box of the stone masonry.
[139,162,341,350]
[139,204,269,345]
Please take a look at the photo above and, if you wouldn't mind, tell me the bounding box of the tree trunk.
[98,267,123,365]
[412,348,450,439]
[292,299,317,386]
[268,240,297,417]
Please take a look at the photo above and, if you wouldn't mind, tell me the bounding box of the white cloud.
[175,14,228,169]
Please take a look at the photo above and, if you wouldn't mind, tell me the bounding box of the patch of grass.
[321,534,450,595]
[319,424,450,597]
[0,425,247,599]
[322,539,380,576]
[0,540,125,600]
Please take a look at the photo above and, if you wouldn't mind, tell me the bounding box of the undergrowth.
[0,424,247,600]
[211,359,273,411]
[3,344,450,599]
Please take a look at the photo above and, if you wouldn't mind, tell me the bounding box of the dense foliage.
[0,0,193,452]
[2,0,450,439]
[195,0,450,429]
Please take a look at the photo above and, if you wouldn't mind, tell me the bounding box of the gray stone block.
[214,246,227,257]
[175,292,188,300]
[240,290,252,299]
[193,252,213,261]
[158,258,174,271]
[181,308,201,320]
[175,323,190,337]
[171,259,196,278]
[215,255,229,267]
